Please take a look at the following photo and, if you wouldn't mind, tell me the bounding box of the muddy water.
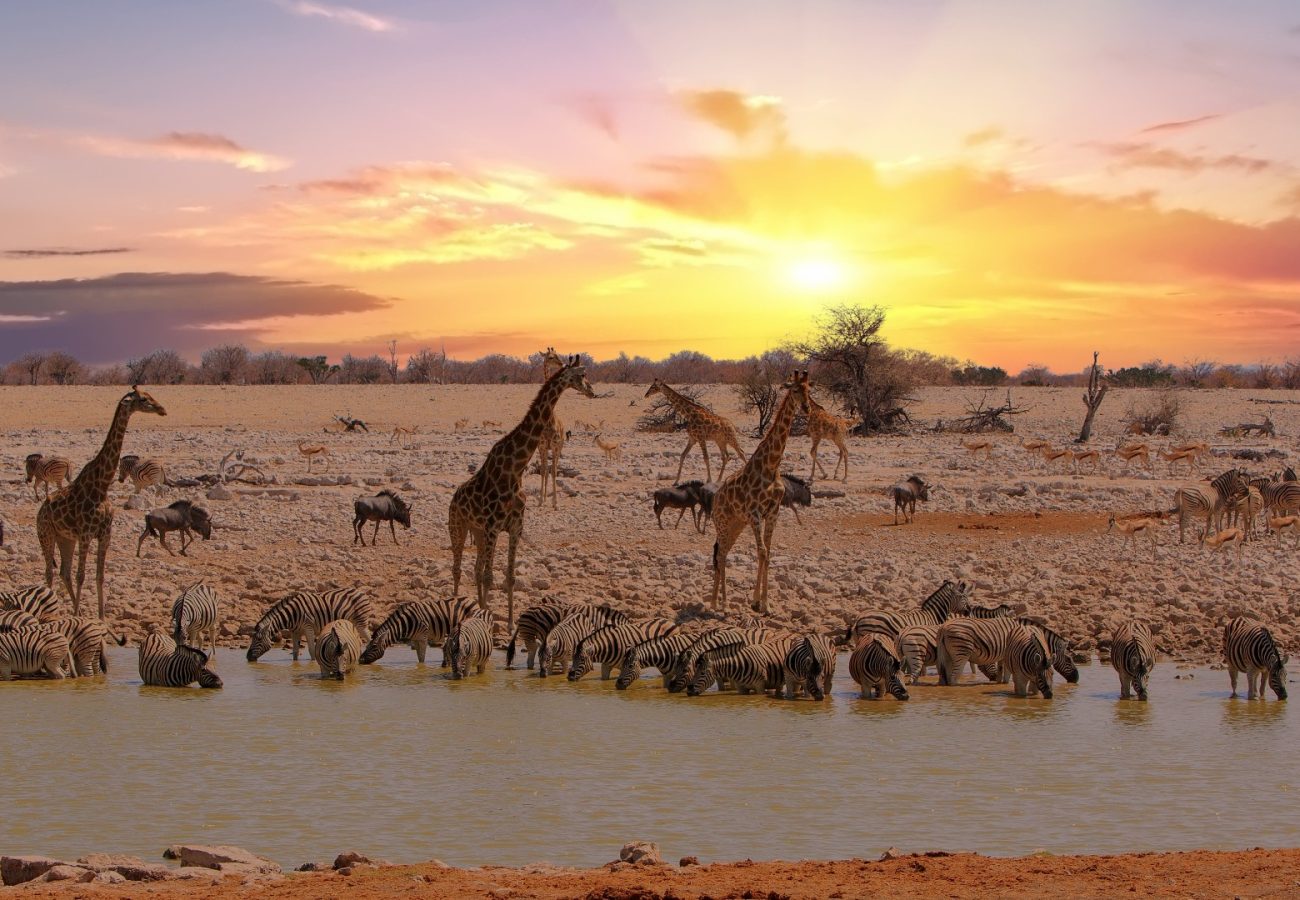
[0,649,1293,868]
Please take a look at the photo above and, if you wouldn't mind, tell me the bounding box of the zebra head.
[567,646,592,682]
[886,655,910,701]
[180,644,223,689]
[804,656,825,702]
[446,632,467,680]
[358,631,387,664]
[245,625,275,661]
[614,650,640,691]
[665,658,692,694]
[1132,661,1150,702]
[685,659,714,697]
[1270,656,1289,701]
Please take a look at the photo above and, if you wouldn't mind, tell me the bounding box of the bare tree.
[15,351,47,385]
[386,339,399,384]
[200,344,251,384]
[787,304,915,434]
[127,349,190,384]
[734,349,797,437]
[1076,351,1109,443]
[248,351,304,384]
[339,353,389,384]
[1181,358,1216,387]
[297,356,336,384]
[43,351,85,385]
[404,347,444,384]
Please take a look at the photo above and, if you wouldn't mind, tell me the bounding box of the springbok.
[1202,527,1245,564]
[594,434,622,461]
[1107,515,1159,556]
[297,440,329,473]
[1158,448,1198,476]
[960,439,993,459]
[1267,514,1300,547]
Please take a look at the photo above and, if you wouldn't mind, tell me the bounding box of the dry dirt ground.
[9,848,1300,898]
[1,384,1297,664]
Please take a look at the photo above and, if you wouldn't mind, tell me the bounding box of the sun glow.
[782,250,853,293]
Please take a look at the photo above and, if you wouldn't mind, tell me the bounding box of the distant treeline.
[3,345,1299,390]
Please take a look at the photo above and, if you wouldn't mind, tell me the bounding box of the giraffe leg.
[550,446,560,510]
[700,442,713,483]
[716,441,729,480]
[749,515,768,614]
[449,515,468,596]
[809,437,820,481]
[537,446,548,508]
[37,510,57,589]
[55,534,78,615]
[756,513,778,614]
[710,519,743,610]
[477,531,499,612]
[675,439,696,483]
[836,439,848,482]
[75,539,90,616]
[95,525,111,619]
[505,524,521,631]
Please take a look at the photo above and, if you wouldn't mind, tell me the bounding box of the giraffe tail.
[712,541,719,572]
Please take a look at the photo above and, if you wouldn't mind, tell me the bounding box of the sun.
[781,248,855,293]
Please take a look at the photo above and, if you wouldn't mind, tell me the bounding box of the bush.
[1123,390,1181,436]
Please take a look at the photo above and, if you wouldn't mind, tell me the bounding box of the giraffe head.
[554,355,597,398]
[644,378,665,400]
[782,370,812,414]
[123,385,168,418]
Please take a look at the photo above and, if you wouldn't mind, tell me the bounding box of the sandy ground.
[0,384,1297,664]
[9,848,1300,898]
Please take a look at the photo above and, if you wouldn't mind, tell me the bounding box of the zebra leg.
[1118,671,1131,700]
[1248,668,1260,700]
[1228,665,1239,698]
[600,661,613,680]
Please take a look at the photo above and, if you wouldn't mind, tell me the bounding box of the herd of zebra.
[4,577,1283,701]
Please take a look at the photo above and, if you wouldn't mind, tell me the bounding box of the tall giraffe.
[644,379,746,483]
[807,392,852,482]
[449,356,595,628]
[36,386,167,618]
[536,346,567,508]
[709,371,810,614]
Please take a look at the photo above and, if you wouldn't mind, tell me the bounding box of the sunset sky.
[2,1,1299,370]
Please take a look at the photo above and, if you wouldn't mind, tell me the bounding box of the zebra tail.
[111,631,127,647]
[505,629,520,667]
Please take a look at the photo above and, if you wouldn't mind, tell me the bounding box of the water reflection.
[1221,698,1289,731]
[1112,699,1154,728]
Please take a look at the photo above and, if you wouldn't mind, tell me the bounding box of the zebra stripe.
[246,588,373,662]
[315,620,362,680]
[687,640,792,697]
[1004,623,1054,698]
[0,585,61,623]
[896,623,939,684]
[568,619,678,681]
[506,601,623,669]
[0,609,40,632]
[446,612,494,679]
[1223,617,1288,700]
[667,626,774,693]
[1260,481,1300,517]
[847,580,971,643]
[0,627,71,679]
[1023,619,1079,684]
[616,630,700,690]
[1172,468,1247,543]
[171,582,220,657]
[538,606,632,677]
[781,634,836,700]
[360,597,478,664]
[43,616,124,676]
[1111,621,1155,701]
[961,602,1015,619]
[25,454,71,500]
[118,455,166,492]
[936,617,1019,685]
[849,635,909,700]
[139,632,221,688]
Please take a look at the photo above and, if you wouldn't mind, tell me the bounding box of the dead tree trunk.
[1076,351,1108,443]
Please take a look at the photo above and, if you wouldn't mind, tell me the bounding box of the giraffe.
[709,371,810,614]
[807,392,851,482]
[643,379,747,483]
[36,386,167,618]
[448,355,595,629]
[536,346,567,508]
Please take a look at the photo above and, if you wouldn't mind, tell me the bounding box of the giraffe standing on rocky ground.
[709,372,810,614]
[448,356,596,628]
[37,386,167,618]
[807,392,852,482]
[536,347,568,508]
[643,379,747,483]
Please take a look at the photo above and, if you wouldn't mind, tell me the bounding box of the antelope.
[1107,515,1160,556]
[481,420,501,429]
[1202,526,1245,563]
[1021,438,1051,453]
[1267,514,1300,547]
[297,440,329,473]
[1170,441,1209,467]
[390,425,418,448]
[453,418,470,432]
[1039,446,1073,472]
[960,439,993,459]
[1158,448,1199,476]
[1071,448,1102,474]
[1112,443,1153,473]
[594,434,622,461]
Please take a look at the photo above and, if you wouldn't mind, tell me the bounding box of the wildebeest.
[890,475,930,525]
[353,489,412,546]
[137,500,212,556]
[653,480,707,532]
[780,473,812,524]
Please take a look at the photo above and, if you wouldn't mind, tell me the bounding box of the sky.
[1,0,1299,371]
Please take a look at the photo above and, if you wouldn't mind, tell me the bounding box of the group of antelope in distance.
[960,436,1213,477]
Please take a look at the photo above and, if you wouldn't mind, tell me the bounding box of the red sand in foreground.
[13,849,1300,899]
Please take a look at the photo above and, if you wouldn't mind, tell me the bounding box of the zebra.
[845,580,970,644]
[781,634,836,700]
[1024,618,1080,684]
[961,602,1016,619]
[139,632,221,688]
[0,627,70,679]
[359,597,477,665]
[568,619,678,681]
[935,617,1020,685]
[24,453,71,500]
[44,616,125,676]
[686,640,791,697]
[616,630,701,690]
[0,609,40,633]
[314,619,363,680]
[1223,486,1264,541]
[506,601,623,669]
[666,626,774,693]
[848,635,909,700]
[446,612,494,679]
[1004,623,1054,698]
[1111,621,1155,701]
[890,475,929,524]
[896,623,939,684]
[0,585,61,623]
[1259,479,1300,520]
[171,583,219,657]
[245,588,373,662]
[118,454,167,493]
[538,607,632,677]
[1170,468,1248,543]
[1222,616,1288,700]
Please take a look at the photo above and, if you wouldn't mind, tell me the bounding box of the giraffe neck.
[485,375,569,481]
[71,398,134,500]
[659,384,705,419]
[739,385,801,481]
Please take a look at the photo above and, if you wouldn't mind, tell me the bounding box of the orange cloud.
[678,89,786,144]
[1093,141,1281,175]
